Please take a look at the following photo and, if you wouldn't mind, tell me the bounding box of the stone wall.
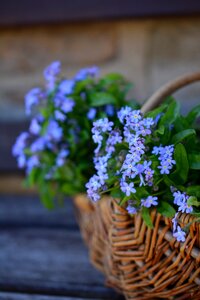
[1,17,200,122]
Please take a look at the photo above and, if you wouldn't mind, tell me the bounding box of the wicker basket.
[74,73,200,300]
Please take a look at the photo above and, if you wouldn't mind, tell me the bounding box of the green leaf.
[61,183,76,196]
[171,129,196,144]
[40,192,54,209]
[187,196,200,207]
[188,153,200,170]
[163,175,185,192]
[163,175,175,187]
[174,116,190,132]
[26,168,39,186]
[89,92,117,107]
[39,183,55,209]
[119,196,131,206]
[141,207,153,228]
[155,125,165,136]
[159,100,180,127]
[186,104,200,125]
[187,185,200,198]
[157,201,176,217]
[160,126,171,144]
[100,73,125,84]
[110,188,124,199]
[145,102,168,119]
[127,100,140,110]
[74,78,93,93]
[170,143,189,184]
[135,187,149,199]
[58,165,74,181]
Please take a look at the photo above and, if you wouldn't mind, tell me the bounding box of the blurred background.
[0,1,200,299]
[1,1,200,189]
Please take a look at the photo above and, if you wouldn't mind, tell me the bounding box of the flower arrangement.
[86,99,200,242]
[12,61,200,242]
[12,62,139,207]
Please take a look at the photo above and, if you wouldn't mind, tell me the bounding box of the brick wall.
[1,17,200,122]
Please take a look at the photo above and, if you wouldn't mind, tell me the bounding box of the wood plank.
[0,228,122,299]
[0,195,123,299]
[0,195,77,229]
[0,293,102,300]
[0,0,200,26]
[0,175,36,194]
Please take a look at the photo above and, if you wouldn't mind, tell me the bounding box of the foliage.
[86,98,200,242]
[12,62,139,208]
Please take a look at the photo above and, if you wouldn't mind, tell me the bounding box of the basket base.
[74,194,200,300]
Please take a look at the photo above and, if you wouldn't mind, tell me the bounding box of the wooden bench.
[0,195,124,299]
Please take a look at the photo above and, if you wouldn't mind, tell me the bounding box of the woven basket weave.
[74,73,200,299]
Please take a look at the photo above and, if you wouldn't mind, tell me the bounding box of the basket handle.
[141,72,200,114]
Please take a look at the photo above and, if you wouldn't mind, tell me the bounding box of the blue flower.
[87,189,100,202]
[130,139,145,155]
[160,145,174,159]
[94,155,108,174]
[165,157,176,166]
[46,120,63,141]
[17,154,27,168]
[105,105,115,116]
[154,145,175,175]
[86,175,101,191]
[121,161,137,179]
[120,181,136,196]
[142,117,155,129]
[178,201,193,214]
[30,137,46,152]
[86,173,103,202]
[54,93,65,107]
[110,130,122,145]
[173,226,186,242]
[173,191,185,205]
[174,191,193,214]
[98,172,108,185]
[61,98,75,113]
[56,149,69,166]
[158,162,171,174]
[26,155,40,173]
[117,106,132,124]
[126,110,142,127]
[87,108,97,120]
[29,118,41,135]
[54,92,75,113]
[59,79,75,95]
[126,200,137,214]
[141,196,158,208]
[55,110,66,121]
[152,146,162,155]
[75,66,99,81]
[92,118,114,154]
[138,126,151,137]
[92,118,113,133]
[44,61,61,90]
[25,88,42,115]
[92,132,103,144]
[144,167,154,183]
[126,152,141,164]
[12,132,29,157]
[172,213,178,233]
